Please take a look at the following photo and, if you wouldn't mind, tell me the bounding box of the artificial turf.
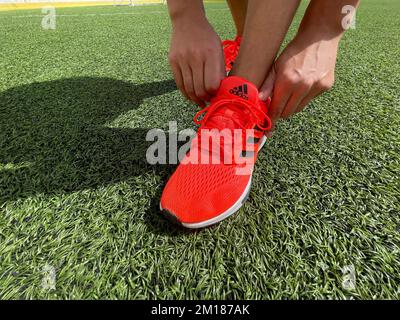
[0,0,399,299]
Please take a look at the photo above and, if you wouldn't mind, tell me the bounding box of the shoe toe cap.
[160,164,250,225]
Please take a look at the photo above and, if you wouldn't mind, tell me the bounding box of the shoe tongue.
[204,76,260,130]
[217,76,259,104]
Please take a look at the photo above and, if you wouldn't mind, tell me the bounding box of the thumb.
[259,66,276,101]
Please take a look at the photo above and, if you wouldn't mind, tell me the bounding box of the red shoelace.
[194,98,271,132]
[222,37,241,71]
[192,98,272,162]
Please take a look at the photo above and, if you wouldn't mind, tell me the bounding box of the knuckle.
[280,72,298,86]
[189,48,203,60]
[318,78,334,92]
[174,50,186,61]
[209,48,221,58]
[168,53,177,64]
[279,72,291,83]
[204,46,214,55]
[302,79,314,89]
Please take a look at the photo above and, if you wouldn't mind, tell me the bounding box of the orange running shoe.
[160,76,272,229]
[222,36,241,74]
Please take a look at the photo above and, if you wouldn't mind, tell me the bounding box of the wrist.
[168,1,207,29]
[298,0,358,41]
[171,14,208,31]
[295,24,342,46]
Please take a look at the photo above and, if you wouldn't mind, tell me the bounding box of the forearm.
[299,0,361,40]
[261,1,361,121]
[167,0,207,27]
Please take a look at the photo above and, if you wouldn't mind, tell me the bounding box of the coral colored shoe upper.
[187,77,272,171]
[194,76,271,133]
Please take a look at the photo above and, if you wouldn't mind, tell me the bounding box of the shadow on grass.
[0,77,190,235]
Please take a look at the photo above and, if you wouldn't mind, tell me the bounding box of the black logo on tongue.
[229,84,249,100]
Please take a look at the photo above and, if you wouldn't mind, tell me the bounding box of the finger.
[269,80,291,123]
[192,59,210,104]
[296,86,322,113]
[259,66,276,101]
[181,64,202,105]
[281,88,309,119]
[204,52,225,96]
[171,63,189,101]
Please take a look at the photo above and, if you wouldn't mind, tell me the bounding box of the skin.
[167,0,225,106]
[226,0,248,37]
[259,0,361,127]
[230,0,301,88]
[167,0,360,123]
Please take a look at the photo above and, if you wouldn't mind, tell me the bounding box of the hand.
[168,17,225,106]
[259,32,339,125]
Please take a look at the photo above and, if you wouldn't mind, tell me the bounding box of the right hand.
[259,31,337,127]
[168,17,225,106]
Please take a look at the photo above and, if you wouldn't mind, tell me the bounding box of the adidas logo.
[229,84,249,100]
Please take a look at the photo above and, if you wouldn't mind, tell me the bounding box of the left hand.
[259,32,339,126]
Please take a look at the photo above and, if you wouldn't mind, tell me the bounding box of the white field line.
[9,7,228,18]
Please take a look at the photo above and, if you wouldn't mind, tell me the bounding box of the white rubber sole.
[259,134,267,150]
[160,135,267,229]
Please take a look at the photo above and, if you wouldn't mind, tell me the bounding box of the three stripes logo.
[229,84,249,100]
